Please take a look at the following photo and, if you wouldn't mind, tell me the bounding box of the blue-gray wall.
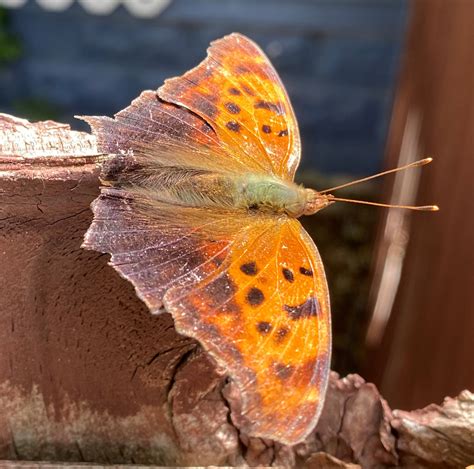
[0,0,408,174]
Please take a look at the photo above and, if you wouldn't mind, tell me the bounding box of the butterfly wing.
[83,189,239,312]
[85,186,331,444]
[82,33,300,179]
[165,218,331,445]
[159,33,301,180]
[80,89,258,177]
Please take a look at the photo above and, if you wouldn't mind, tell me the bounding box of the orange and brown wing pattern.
[82,90,218,157]
[159,33,301,180]
[83,189,237,312]
[164,218,331,444]
[80,89,256,179]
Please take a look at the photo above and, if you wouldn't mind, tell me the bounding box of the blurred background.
[0,0,471,411]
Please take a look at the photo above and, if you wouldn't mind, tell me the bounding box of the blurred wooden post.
[364,0,474,409]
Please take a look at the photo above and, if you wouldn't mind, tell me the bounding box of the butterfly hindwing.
[164,218,331,444]
[83,188,237,311]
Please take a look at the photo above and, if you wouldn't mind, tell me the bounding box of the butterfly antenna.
[326,196,439,211]
[319,158,433,194]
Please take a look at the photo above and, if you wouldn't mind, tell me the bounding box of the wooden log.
[0,114,472,468]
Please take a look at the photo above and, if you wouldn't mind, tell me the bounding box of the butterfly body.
[105,155,333,219]
[82,33,332,445]
[130,167,328,217]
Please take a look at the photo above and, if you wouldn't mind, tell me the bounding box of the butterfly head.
[302,189,335,216]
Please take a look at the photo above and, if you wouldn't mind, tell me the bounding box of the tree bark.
[0,114,472,468]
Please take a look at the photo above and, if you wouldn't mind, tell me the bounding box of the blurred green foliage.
[13,97,61,122]
[0,8,21,65]
[1,8,60,121]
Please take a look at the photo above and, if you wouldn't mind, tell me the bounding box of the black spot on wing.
[235,64,248,75]
[278,129,289,137]
[204,274,240,315]
[282,268,294,283]
[241,84,256,96]
[225,102,241,114]
[200,122,213,134]
[200,94,219,118]
[300,266,314,277]
[285,297,320,320]
[246,287,265,306]
[274,362,295,381]
[261,124,272,134]
[254,100,283,115]
[275,327,289,343]
[229,87,241,96]
[240,261,258,276]
[257,321,272,334]
[226,121,241,132]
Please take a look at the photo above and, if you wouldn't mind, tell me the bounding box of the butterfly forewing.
[80,90,253,178]
[159,33,301,180]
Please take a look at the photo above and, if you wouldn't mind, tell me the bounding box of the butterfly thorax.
[234,175,333,217]
[232,174,310,217]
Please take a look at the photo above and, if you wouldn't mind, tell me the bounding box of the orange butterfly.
[81,33,437,445]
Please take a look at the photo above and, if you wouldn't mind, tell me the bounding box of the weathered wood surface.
[0,114,473,468]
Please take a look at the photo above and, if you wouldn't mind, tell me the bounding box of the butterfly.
[80,33,436,445]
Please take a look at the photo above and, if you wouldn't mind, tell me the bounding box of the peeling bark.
[0,115,472,468]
